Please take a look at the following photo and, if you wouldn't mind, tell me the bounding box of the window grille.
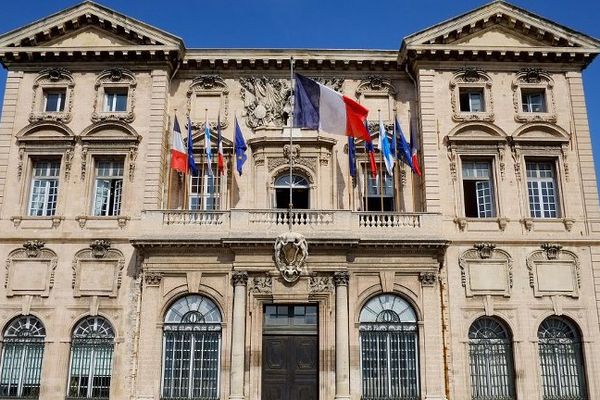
[0,316,46,398]
[468,317,515,400]
[361,162,394,212]
[190,161,223,211]
[162,295,222,400]
[359,294,419,400]
[28,160,60,216]
[526,161,559,218]
[93,160,124,216]
[538,317,587,400]
[67,317,115,399]
[462,161,495,218]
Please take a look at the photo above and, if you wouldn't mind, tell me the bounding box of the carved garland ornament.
[30,68,75,124]
[449,68,494,122]
[309,276,333,293]
[92,68,137,123]
[274,232,308,283]
[186,75,230,130]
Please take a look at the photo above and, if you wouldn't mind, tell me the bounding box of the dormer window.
[459,89,485,112]
[43,89,66,112]
[521,89,546,113]
[104,89,128,112]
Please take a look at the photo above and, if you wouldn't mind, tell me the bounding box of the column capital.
[333,271,350,287]
[231,271,248,286]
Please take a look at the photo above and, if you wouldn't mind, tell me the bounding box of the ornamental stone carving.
[144,271,163,286]
[249,275,272,294]
[23,240,46,257]
[240,77,291,129]
[30,68,75,124]
[274,232,308,283]
[72,241,125,297]
[459,244,512,297]
[232,271,249,286]
[92,68,137,123]
[6,241,57,297]
[186,75,230,129]
[333,271,350,286]
[355,76,396,98]
[90,239,112,258]
[419,272,437,286]
[527,244,579,297]
[511,68,557,123]
[449,68,494,122]
[309,276,333,294]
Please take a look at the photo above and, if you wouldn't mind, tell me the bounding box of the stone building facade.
[0,1,599,400]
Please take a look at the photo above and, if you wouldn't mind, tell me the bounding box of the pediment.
[403,1,600,52]
[17,122,75,142]
[448,122,507,143]
[46,26,133,47]
[0,1,183,49]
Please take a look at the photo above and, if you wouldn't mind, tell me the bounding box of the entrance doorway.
[262,305,318,400]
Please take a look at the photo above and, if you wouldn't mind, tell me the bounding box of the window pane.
[44,91,65,112]
[526,161,559,218]
[469,92,484,112]
[189,161,223,211]
[115,92,128,112]
[93,159,124,216]
[29,160,60,216]
[462,161,495,218]
[104,90,128,112]
[522,90,546,113]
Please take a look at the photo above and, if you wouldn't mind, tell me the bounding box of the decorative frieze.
[419,272,437,286]
[309,276,333,294]
[144,271,163,286]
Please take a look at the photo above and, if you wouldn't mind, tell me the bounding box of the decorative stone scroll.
[449,68,494,122]
[29,67,75,123]
[527,243,580,298]
[186,75,230,130]
[459,243,512,297]
[274,232,308,283]
[5,241,57,297]
[249,275,273,294]
[72,240,125,297]
[92,68,137,123]
[512,68,557,123]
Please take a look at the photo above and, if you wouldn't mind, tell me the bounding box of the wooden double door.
[261,305,318,400]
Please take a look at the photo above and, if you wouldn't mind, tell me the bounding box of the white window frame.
[189,160,224,211]
[28,160,61,217]
[459,89,485,113]
[92,159,124,216]
[359,161,395,212]
[526,160,560,219]
[461,159,496,218]
[103,89,128,113]
[521,89,547,113]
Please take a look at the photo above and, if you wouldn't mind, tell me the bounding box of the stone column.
[230,271,248,400]
[334,271,351,400]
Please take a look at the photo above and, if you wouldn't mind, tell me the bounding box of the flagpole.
[183,115,189,210]
[288,56,295,231]
[377,110,384,211]
[168,112,175,209]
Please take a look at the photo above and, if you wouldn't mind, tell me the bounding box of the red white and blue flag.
[170,116,187,174]
[410,119,422,176]
[216,115,225,175]
[205,119,213,177]
[294,74,370,142]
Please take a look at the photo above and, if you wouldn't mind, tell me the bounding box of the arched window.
[162,295,222,400]
[538,317,587,400]
[359,294,419,399]
[468,317,515,400]
[274,174,310,209]
[0,316,46,398]
[67,316,115,399]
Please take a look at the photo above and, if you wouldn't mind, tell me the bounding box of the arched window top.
[359,294,417,325]
[538,316,580,341]
[164,295,222,327]
[469,317,510,341]
[73,316,115,340]
[274,174,309,189]
[3,316,46,338]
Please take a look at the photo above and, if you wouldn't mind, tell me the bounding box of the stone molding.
[29,68,75,124]
[92,68,137,123]
[5,241,57,297]
[186,75,230,130]
[459,243,513,297]
[231,271,248,286]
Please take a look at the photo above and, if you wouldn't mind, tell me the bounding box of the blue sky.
[0,0,599,180]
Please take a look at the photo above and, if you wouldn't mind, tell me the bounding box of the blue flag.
[394,117,414,170]
[234,118,248,176]
[187,117,198,175]
[348,136,356,178]
[378,119,394,176]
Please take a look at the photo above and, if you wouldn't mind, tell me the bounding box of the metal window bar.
[539,341,586,400]
[469,340,515,399]
[0,338,44,398]
[162,328,220,400]
[360,324,419,400]
[67,339,113,399]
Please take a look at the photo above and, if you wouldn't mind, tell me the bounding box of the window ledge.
[521,217,574,232]
[91,110,135,123]
[452,111,494,122]
[75,215,130,229]
[10,215,64,229]
[29,111,72,124]
[454,216,510,231]
[515,111,557,123]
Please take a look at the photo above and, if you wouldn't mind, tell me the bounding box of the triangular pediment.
[0,1,183,49]
[402,1,600,53]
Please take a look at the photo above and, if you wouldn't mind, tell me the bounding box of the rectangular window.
[43,90,66,112]
[92,159,124,216]
[526,161,559,218]
[103,89,128,112]
[459,89,485,112]
[362,162,394,211]
[189,161,223,211]
[462,160,496,218]
[28,160,60,216]
[521,89,546,113]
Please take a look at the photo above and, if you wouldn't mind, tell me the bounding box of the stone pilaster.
[333,271,350,400]
[0,70,22,214]
[230,271,248,400]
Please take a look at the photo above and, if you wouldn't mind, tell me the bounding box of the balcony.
[138,209,442,242]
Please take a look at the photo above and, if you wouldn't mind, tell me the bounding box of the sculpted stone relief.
[92,68,137,123]
[30,67,75,124]
[72,240,125,297]
[186,75,230,130]
[527,243,580,298]
[5,240,57,297]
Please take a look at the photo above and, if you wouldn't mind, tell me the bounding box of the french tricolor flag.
[294,74,370,141]
[170,116,187,174]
